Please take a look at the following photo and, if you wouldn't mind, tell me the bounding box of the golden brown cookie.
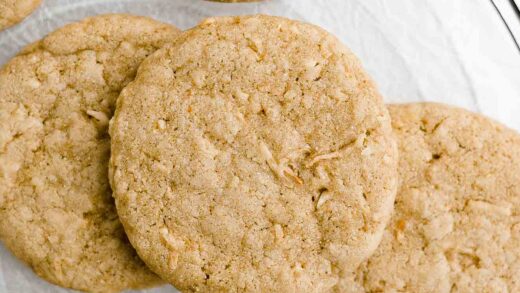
[0,14,180,292]
[0,0,41,31]
[110,15,398,292]
[347,103,520,293]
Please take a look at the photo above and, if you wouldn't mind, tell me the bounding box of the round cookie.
[110,15,398,292]
[349,103,520,292]
[0,0,41,31]
[0,14,180,292]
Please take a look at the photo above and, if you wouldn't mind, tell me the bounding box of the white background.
[1,0,519,292]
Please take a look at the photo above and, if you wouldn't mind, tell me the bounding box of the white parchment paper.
[1,0,519,292]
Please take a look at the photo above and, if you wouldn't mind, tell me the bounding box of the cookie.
[0,14,180,292]
[0,0,41,31]
[347,103,520,292]
[110,15,398,292]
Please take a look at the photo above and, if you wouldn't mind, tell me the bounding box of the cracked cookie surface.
[110,15,398,292]
[0,14,180,292]
[0,0,41,30]
[347,103,520,293]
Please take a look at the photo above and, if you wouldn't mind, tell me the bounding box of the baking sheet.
[1,0,520,292]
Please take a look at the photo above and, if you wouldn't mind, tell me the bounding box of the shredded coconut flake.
[86,110,109,126]
[233,88,249,102]
[274,224,284,240]
[306,151,341,168]
[283,169,303,185]
[259,141,303,186]
[190,70,205,87]
[160,227,185,250]
[157,119,166,129]
[316,191,332,209]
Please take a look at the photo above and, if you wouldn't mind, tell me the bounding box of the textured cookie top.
[0,14,180,292]
[349,103,520,293]
[110,15,397,292]
[0,0,41,30]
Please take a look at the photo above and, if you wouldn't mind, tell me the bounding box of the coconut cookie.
[110,15,398,292]
[0,0,41,31]
[348,103,520,293]
[0,14,180,292]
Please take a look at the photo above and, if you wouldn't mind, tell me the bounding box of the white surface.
[494,0,520,49]
[0,0,519,292]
